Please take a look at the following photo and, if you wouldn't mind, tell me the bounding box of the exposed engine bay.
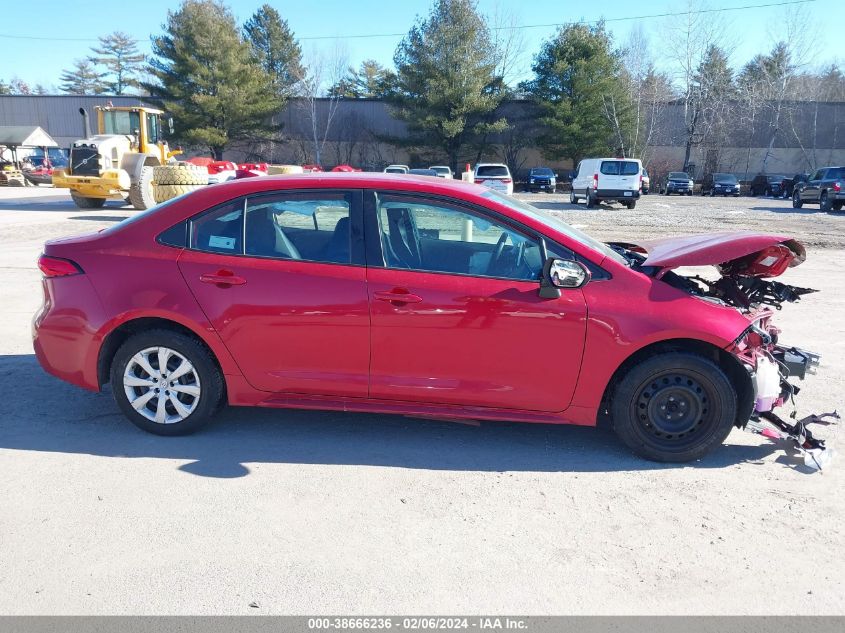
[608,233,836,470]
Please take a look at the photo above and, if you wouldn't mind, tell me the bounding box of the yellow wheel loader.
[53,104,203,210]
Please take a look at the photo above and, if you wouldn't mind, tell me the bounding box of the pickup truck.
[792,166,845,211]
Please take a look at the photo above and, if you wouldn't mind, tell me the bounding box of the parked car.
[749,174,789,197]
[570,158,642,208]
[429,165,453,179]
[792,166,845,211]
[700,172,741,197]
[384,164,410,174]
[524,167,557,193]
[662,171,693,196]
[474,163,513,195]
[781,173,809,198]
[33,173,823,464]
[408,168,439,177]
[641,168,650,194]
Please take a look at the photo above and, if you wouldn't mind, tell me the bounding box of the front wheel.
[610,352,737,462]
[569,190,577,204]
[70,193,106,209]
[110,329,224,435]
[792,191,804,208]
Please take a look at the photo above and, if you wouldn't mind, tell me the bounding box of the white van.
[570,158,642,208]
[474,163,513,195]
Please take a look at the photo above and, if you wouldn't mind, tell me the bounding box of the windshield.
[430,166,450,174]
[102,110,141,136]
[480,189,627,266]
[530,168,554,176]
[668,172,690,179]
[714,173,737,183]
[476,165,509,177]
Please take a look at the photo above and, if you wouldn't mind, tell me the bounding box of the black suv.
[749,174,788,197]
[793,166,845,211]
[700,172,740,196]
[662,172,693,195]
[524,167,557,193]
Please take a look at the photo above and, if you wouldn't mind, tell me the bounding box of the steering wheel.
[487,232,509,275]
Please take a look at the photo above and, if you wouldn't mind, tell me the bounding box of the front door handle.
[374,289,423,304]
[199,270,247,287]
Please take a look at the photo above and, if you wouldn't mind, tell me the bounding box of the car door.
[364,191,588,413]
[803,169,825,201]
[177,190,371,397]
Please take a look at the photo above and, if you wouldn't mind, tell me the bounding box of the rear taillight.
[38,255,83,278]
[501,178,512,184]
[475,178,485,183]
[639,174,643,190]
[593,173,598,189]
[834,182,841,192]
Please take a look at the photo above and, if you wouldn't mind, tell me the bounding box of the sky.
[0,0,841,92]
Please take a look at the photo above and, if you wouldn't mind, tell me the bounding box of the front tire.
[110,329,224,436]
[70,193,106,209]
[569,190,577,204]
[127,165,156,210]
[792,191,803,208]
[610,352,737,462]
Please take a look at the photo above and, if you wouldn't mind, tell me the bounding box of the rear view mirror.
[539,258,591,298]
[168,117,175,135]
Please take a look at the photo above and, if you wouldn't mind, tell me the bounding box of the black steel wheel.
[611,352,737,462]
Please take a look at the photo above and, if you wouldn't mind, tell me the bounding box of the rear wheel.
[127,165,156,210]
[625,200,636,209]
[820,191,833,212]
[833,201,843,211]
[70,193,106,209]
[585,191,596,208]
[110,329,224,436]
[611,352,737,462]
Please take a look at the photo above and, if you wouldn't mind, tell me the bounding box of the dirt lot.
[0,186,843,615]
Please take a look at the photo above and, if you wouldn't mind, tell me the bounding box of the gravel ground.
[521,190,845,249]
[0,187,843,615]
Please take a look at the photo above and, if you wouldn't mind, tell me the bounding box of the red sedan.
[33,173,821,462]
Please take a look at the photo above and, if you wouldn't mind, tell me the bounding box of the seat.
[246,208,300,259]
[321,216,350,263]
[385,207,422,268]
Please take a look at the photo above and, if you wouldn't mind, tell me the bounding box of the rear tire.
[585,191,596,208]
[820,191,832,212]
[70,193,106,209]
[610,352,737,462]
[110,329,224,436]
[127,165,156,210]
[153,164,209,186]
[625,200,636,209]
[833,201,843,212]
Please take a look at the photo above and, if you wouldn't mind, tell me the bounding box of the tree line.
[2,0,843,172]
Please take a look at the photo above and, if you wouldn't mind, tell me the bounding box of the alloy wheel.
[123,346,201,424]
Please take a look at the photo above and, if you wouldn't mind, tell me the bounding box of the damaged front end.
[611,231,836,470]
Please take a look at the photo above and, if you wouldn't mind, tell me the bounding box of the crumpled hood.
[627,231,806,277]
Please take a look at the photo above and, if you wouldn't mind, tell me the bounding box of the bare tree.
[295,43,349,166]
[487,2,527,90]
[663,0,729,172]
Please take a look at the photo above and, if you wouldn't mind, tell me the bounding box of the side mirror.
[168,117,175,135]
[554,173,560,178]
[539,257,591,298]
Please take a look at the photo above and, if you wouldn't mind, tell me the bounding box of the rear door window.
[190,199,245,254]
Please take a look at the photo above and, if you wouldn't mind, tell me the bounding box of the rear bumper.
[596,189,640,201]
[52,169,130,198]
[32,276,106,392]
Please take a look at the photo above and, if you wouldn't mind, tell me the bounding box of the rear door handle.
[199,270,247,286]
[374,289,423,304]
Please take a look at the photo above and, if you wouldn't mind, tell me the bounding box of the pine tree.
[330,60,397,98]
[388,0,508,172]
[59,59,106,95]
[147,0,279,159]
[91,32,145,94]
[243,4,303,100]
[522,22,631,164]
